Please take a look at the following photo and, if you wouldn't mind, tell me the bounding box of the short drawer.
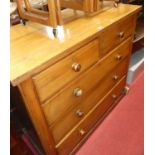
[42,37,132,127]
[99,15,136,56]
[33,39,99,102]
[50,58,129,144]
[56,76,127,155]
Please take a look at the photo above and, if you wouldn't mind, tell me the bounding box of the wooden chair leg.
[114,0,120,8]
[21,19,27,25]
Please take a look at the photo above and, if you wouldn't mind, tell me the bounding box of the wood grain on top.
[10,4,141,86]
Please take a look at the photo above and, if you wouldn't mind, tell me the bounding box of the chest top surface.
[10,4,141,86]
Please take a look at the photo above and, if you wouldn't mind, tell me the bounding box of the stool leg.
[114,0,120,8]
[21,19,27,25]
[53,28,58,37]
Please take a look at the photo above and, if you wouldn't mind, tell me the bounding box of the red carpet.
[76,71,144,155]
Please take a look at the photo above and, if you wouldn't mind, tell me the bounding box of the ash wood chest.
[10,4,141,155]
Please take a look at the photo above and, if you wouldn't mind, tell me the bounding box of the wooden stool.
[15,0,120,36]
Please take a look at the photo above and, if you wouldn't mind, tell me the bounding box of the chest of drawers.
[11,4,141,155]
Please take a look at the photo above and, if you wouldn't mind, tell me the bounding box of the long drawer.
[50,58,129,144]
[99,15,136,57]
[33,39,99,102]
[42,37,132,127]
[56,76,127,155]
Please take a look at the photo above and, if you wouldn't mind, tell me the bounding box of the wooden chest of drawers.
[10,4,141,155]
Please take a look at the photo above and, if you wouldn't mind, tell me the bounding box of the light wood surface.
[56,76,127,155]
[50,56,130,144]
[33,39,99,102]
[42,37,132,127]
[10,4,141,86]
[18,79,57,155]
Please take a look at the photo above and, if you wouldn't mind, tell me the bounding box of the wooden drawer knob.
[115,54,122,61]
[112,94,117,99]
[118,32,125,38]
[112,75,119,81]
[73,88,83,97]
[72,63,81,72]
[76,109,84,117]
[79,129,86,136]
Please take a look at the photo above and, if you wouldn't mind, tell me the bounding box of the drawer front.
[50,58,129,144]
[33,39,99,102]
[99,15,136,56]
[42,37,132,127]
[56,76,127,155]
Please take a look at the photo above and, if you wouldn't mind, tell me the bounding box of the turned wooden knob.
[112,94,117,99]
[113,75,119,80]
[72,63,81,72]
[115,54,122,61]
[118,32,125,38]
[73,88,83,97]
[79,129,86,136]
[76,109,84,117]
